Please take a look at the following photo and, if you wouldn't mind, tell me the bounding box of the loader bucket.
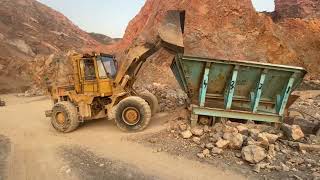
[158,10,185,53]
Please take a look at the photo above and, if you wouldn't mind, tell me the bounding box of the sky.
[38,0,275,38]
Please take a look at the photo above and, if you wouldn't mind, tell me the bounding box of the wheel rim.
[122,107,140,126]
[56,112,66,125]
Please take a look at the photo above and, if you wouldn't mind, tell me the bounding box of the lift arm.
[114,10,185,89]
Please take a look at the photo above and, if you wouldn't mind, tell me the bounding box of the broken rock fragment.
[216,139,230,149]
[281,124,305,141]
[242,145,267,164]
[180,130,193,139]
[192,137,201,144]
[223,132,243,149]
[211,147,223,155]
[191,127,204,136]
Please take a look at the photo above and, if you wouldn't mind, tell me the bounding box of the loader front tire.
[114,96,151,132]
[51,101,79,133]
[139,91,160,115]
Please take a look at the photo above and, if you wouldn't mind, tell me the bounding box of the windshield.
[97,56,117,79]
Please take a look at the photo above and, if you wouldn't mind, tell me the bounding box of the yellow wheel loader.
[45,11,185,133]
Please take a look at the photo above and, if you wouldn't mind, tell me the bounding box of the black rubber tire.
[51,101,79,133]
[114,96,151,132]
[139,91,160,115]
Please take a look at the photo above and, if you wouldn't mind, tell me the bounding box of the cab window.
[84,59,96,80]
[97,56,117,79]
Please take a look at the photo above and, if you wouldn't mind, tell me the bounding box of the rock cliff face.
[0,0,103,93]
[111,0,320,89]
[275,0,320,19]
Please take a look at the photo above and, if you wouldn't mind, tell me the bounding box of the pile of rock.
[175,120,320,174]
[142,83,188,111]
[179,122,284,163]
[17,87,45,97]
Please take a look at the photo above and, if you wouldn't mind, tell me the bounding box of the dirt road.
[0,94,245,180]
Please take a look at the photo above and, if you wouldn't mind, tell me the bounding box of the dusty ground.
[0,94,245,180]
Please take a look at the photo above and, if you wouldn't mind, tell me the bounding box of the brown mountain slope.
[0,0,103,93]
[111,0,320,89]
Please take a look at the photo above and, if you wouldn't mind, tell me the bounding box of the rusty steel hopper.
[171,55,307,126]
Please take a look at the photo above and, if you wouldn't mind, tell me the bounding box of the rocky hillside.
[89,33,121,45]
[111,0,320,90]
[275,0,320,19]
[0,0,104,93]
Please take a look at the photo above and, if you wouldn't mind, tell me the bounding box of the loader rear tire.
[139,91,160,115]
[114,96,151,132]
[51,101,79,133]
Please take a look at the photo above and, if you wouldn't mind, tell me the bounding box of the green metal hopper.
[171,55,307,126]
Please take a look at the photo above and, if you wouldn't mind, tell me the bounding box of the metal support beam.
[225,66,239,110]
[192,106,281,123]
[251,70,267,113]
[199,63,211,107]
[277,74,296,116]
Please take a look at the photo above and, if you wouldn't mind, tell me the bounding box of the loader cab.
[79,54,117,96]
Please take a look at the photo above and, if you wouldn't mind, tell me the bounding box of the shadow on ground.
[0,135,10,180]
[58,145,158,180]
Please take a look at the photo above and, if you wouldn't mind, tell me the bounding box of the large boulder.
[223,132,243,149]
[242,145,267,164]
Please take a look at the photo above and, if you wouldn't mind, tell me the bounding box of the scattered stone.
[242,145,267,164]
[257,134,269,148]
[261,132,279,144]
[236,125,249,136]
[191,127,204,136]
[203,149,210,157]
[290,175,303,180]
[99,163,104,167]
[205,143,214,149]
[248,129,260,139]
[192,137,201,145]
[211,147,223,155]
[235,152,242,158]
[66,169,71,174]
[224,132,243,149]
[268,144,276,157]
[209,133,222,143]
[253,164,261,173]
[197,153,205,159]
[179,123,188,131]
[280,162,290,172]
[216,139,230,149]
[223,126,238,133]
[298,143,320,152]
[203,125,211,133]
[289,157,305,165]
[312,172,320,179]
[212,123,224,133]
[236,161,244,165]
[281,124,305,141]
[180,130,193,139]
[200,143,206,148]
